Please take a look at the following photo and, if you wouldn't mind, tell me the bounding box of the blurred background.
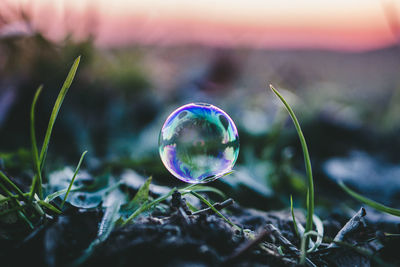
[1,0,400,218]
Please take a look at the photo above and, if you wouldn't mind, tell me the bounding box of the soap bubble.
[159,103,239,183]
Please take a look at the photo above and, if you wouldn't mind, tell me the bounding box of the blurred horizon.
[2,0,399,52]
[1,0,400,212]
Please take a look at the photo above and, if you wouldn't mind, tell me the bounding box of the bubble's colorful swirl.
[159,103,240,183]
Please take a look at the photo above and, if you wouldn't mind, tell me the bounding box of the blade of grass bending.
[122,188,177,225]
[32,201,45,216]
[0,193,31,204]
[17,209,34,229]
[30,85,44,200]
[44,186,82,203]
[44,188,69,203]
[0,171,27,201]
[122,182,215,226]
[339,181,400,217]
[0,196,16,204]
[61,150,88,209]
[300,231,319,264]
[186,201,199,212]
[38,200,61,214]
[181,185,226,199]
[127,176,152,209]
[0,183,34,228]
[307,215,323,253]
[269,85,314,239]
[190,191,241,231]
[290,195,300,238]
[39,56,81,171]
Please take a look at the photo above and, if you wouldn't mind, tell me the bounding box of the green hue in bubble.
[159,103,239,183]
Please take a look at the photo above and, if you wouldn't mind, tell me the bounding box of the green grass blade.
[0,171,27,201]
[16,210,34,229]
[186,201,199,212]
[127,176,152,209]
[307,215,324,253]
[122,182,216,226]
[269,85,314,235]
[39,56,81,170]
[300,230,319,264]
[190,191,240,230]
[122,200,150,225]
[32,201,45,216]
[44,188,69,203]
[0,195,17,204]
[180,185,226,199]
[122,188,177,225]
[339,181,400,217]
[290,195,300,238]
[30,85,44,200]
[44,186,81,203]
[0,183,18,201]
[0,183,34,228]
[38,200,62,214]
[61,150,88,209]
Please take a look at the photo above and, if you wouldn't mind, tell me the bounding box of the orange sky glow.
[4,0,400,51]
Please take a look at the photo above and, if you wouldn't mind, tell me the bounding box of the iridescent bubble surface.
[159,103,239,183]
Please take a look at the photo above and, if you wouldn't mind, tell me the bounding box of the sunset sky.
[5,0,400,51]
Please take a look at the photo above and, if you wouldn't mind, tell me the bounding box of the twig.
[265,224,316,267]
[178,207,191,224]
[226,224,316,267]
[224,228,272,263]
[190,191,240,230]
[265,224,300,256]
[192,198,234,215]
[259,242,297,265]
[328,207,366,248]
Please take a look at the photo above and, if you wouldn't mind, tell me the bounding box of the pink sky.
[5,0,400,51]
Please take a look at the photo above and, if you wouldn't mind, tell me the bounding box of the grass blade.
[16,210,34,229]
[38,200,61,214]
[122,182,219,226]
[0,182,34,228]
[307,215,323,253]
[44,188,69,203]
[0,171,27,201]
[127,176,152,209]
[190,191,240,231]
[186,201,199,212]
[0,195,19,204]
[300,230,319,264]
[269,85,314,237]
[39,56,81,170]
[181,185,226,199]
[122,200,150,225]
[339,181,400,217]
[30,85,44,200]
[44,186,81,203]
[290,195,300,238]
[122,188,177,225]
[61,150,88,209]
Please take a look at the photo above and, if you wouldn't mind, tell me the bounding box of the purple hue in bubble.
[159,103,239,183]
